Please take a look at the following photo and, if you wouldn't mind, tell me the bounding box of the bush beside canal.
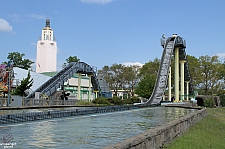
[74,96,140,106]
[203,98,216,108]
[86,96,141,106]
[219,95,225,107]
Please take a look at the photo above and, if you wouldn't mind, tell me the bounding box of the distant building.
[13,67,51,93]
[111,89,130,99]
[12,68,96,100]
[42,72,95,100]
[36,19,57,73]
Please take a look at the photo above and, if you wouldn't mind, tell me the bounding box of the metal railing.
[23,99,77,107]
[0,97,78,107]
[0,98,7,107]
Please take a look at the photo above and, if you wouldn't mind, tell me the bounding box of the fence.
[0,98,7,107]
[0,97,78,107]
[23,98,77,107]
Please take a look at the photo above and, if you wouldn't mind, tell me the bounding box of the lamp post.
[6,61,14,107]
[62,82,65,105]
[59,77,65,105]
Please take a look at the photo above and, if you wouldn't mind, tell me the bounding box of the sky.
[0,0,225,71]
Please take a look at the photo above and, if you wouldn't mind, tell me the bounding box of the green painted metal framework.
[26,62,111,98]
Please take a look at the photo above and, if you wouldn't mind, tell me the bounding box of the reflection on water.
[29,121,57,148]
[0,107,196,149]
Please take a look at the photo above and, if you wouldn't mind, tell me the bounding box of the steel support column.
[88,74,92,102]
[78,73,81,100]
[180,60,186,101]
[168,66,172,101]
[94,91,98,99]
[186,81,190,100]
[7,72,10,107]
[174,47,180,102]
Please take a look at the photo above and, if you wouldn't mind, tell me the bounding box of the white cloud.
[30,42,36,46]
[8,13,20,22]
[122,62,143,67]
[0,18,13,32]
[27,14,47,20]
[216,53,225,58]
[216,53,225,62]
[80,0,113,4]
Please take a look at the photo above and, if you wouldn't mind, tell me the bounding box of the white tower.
[36,19,57,73]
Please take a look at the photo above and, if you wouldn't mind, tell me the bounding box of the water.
[0,107,196,149]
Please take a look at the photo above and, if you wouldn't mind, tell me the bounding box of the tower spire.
[41,19,53,41]
[46,19,50,28]
[36,19,57,73]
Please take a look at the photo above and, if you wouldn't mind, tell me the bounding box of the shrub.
[92,96,141,105]
[219,95,225,107]
[123,99,133,104]
[123,97,141,104]
[92,97,111,105]
[75,100,93,106]
[204,98,215,108]
[108,96,124,105]
[130,96,140,103]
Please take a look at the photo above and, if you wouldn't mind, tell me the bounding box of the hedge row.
[92,96,140,105]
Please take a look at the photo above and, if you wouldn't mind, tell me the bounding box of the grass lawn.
[163,107,225,149]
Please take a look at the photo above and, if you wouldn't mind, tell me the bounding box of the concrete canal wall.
[0,105,139,124]
[104,108,207,149]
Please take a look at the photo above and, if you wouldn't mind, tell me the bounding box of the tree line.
[98,55,225,99]
[2,52,225,100]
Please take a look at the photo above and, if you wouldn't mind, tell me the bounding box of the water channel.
[0,106,196,149]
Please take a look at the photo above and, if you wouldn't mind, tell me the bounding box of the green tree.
[123,65,141,97]
[63,56,80,68]
[186,55,200,89]
[139,58,160,77]
[13,71,33,96]
[98,65,112,88]
[98,64,125,96]
[108,64,125,96]
[98,64,142,97]
[66,56,80,63]
[4,52,34,70]
[197,55,223,95]
[135,75,156,99]
[135,59,160,98]
[218,59,225,93]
